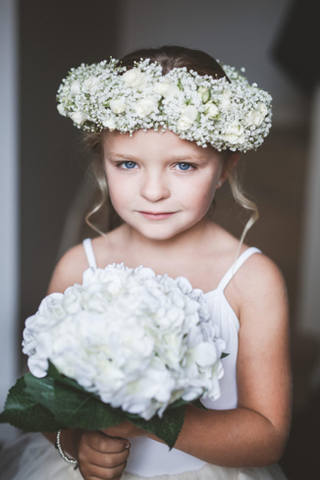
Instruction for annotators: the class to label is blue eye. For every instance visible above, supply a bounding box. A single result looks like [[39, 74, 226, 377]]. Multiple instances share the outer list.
[[177, 163, 193, 171], [121, 161, 136, 169]]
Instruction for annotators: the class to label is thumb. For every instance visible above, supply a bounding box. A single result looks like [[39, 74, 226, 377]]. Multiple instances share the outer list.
[[101, 432, 131, 452]]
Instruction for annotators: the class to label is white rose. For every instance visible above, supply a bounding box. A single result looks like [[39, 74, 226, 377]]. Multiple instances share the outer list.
[[220, 89, 232, 111], [177, 105, 198, 130], [245, 109, 264, 127], [57, 103, 67, 116], [223, 121, 245, 144], [102, 117, 116, 131], [110, 98, 127, 114], [205, 103, 219, 119], [122, 68, 148, 92], [82, 76, 101, 94], [134, 97, 158, 118], [70, 80, 81, 95], [154, 79, 180, 99], [69, 111, 86, 125], [258, 103, 268, 116], [198, 86, 210, 103]]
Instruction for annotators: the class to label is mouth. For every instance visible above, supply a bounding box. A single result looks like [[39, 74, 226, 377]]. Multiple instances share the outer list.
[[138, 211, 176, 220]]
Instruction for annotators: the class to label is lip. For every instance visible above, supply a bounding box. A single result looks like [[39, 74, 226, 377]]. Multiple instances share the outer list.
[[139, 211, 176, 220]]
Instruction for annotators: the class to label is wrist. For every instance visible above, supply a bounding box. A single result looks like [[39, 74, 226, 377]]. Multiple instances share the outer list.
[[59, 428, 83, 460], [55, 429, 78, 469]]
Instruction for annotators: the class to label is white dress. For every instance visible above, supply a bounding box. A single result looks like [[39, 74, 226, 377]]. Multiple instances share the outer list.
[[0, 241, 288, 480]]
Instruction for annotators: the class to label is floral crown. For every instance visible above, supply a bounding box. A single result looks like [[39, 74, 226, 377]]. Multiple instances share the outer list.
[[56, 57, 272, 152]]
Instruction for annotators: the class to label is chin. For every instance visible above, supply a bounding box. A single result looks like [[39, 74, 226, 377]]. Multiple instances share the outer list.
[[140, 229, 178, 241], [138, 223, 191, 241]]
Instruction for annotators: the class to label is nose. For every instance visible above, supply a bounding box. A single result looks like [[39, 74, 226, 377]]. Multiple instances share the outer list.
[[140, 171, 170, 202]]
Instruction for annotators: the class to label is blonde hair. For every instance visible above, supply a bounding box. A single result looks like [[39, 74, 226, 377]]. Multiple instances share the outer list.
[[84, 131, 108, 235], [83, 132, 259, 255], [227, 167, 259, 260]]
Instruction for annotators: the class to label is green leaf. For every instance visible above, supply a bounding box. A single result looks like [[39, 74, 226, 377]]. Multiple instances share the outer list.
[[0, 369, 190, 448], [0, 376, 60, 432], [47, 362, 88, 395], [221, 352, 229, 359], [25, 371, 127, 431], [167, 398, 190, 410], [190, 398, 208, 411], [25, 373, 56, 412], [125, 404, 186, 450], [53, 382, 127, 430]]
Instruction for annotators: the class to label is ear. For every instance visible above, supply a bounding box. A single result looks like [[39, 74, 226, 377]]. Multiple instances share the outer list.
[[217, 152, 240, 187]]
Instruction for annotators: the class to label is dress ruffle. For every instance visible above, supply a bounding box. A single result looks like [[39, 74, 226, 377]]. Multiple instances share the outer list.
[[0, 433, 288, 480]]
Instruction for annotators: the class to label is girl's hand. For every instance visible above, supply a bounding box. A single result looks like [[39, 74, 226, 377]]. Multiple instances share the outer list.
[[75, 430, 131, 480], [101, 420, 146, 439]]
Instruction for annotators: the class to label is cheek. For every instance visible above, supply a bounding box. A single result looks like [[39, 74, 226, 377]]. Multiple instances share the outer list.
[[108, 183, 131, 212], [105, 168, 134, 209], [181, 175, 217, 211]]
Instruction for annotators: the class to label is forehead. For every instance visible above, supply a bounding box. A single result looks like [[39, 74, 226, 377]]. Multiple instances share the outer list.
[[103, 129, 218, 160]]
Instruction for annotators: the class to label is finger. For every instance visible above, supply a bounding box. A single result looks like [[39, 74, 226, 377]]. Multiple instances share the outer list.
[[86, 460, 127, 480], [84, 447, 130, 469], [84, 431, 130, 454]]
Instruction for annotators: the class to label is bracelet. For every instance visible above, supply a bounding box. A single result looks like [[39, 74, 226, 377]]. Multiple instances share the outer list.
[[55, 429, 78, 470]]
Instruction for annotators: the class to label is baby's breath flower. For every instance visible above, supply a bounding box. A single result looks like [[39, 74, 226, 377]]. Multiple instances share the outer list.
[[56, 58, 272, 152]]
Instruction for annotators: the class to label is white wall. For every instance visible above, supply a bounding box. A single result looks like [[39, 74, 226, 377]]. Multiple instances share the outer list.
[[0, 0, 19, 442], [118, 0, 308, 127]]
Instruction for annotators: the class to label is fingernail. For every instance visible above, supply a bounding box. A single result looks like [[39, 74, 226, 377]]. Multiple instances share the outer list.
[[125, 441, 131, 449]]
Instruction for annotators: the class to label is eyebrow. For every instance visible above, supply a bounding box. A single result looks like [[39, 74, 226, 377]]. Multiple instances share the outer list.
[[107, 153, 206, 161], [108, 153, 138, 160]]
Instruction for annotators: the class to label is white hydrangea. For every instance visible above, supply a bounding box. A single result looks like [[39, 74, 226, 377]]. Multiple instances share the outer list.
[[22, 264, 225, 420], [56, 58, 272, 152]]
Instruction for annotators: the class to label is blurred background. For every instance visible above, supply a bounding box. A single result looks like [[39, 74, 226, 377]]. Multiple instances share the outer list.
[[1, 0, 320, 478]]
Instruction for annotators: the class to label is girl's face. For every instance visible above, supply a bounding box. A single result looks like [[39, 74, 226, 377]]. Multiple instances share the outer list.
[[103, 129, 230, 242]]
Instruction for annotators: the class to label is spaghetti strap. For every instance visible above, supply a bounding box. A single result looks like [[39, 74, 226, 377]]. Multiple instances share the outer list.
[[83, 238, 97, 269], [217, 247, 262, 292]]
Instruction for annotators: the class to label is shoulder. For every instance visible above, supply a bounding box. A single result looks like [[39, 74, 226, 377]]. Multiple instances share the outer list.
[[47, 230, 122, 294], [230, 250, 288, 326], [238, 251, 286, 298], [47, 242, 89, 294]]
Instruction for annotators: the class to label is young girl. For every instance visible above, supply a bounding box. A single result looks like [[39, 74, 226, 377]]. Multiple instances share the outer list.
[[0, 46, 291, 480]]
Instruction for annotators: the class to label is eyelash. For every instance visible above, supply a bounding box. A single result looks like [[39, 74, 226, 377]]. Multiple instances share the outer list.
[[115, 161, 197, 171]]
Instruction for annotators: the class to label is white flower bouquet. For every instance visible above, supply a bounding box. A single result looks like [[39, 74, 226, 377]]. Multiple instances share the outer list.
[[0, 263, 226, 448]]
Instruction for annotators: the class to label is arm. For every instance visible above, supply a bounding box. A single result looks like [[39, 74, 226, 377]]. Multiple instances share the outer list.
[[105, 254, 291, 468], [174, 254, 291, 467]]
